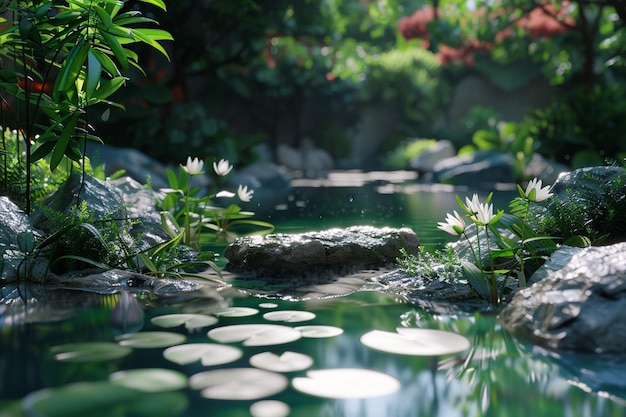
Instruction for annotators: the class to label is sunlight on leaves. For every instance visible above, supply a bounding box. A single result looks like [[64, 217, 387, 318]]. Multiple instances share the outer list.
[[116, 331, 186, 348], [189, 368, 288, 400], [249, 351, 313, 372], [295, 325, 344, 338], [163, 343, 242, 366], [360, 328, 470, 356], [151, 314, 218, 331], [208, 324, 301, 346], [262, 310, 316, 323], [51, 342, 132, 362], [292, 368, 401, 399], [109, 368, 188, 392]]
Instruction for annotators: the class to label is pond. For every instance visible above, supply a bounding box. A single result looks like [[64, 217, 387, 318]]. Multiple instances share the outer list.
[[1, 171, 625, 417]]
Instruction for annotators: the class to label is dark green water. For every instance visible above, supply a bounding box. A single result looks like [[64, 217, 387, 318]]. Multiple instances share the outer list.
[[1, 180, 625, 417]]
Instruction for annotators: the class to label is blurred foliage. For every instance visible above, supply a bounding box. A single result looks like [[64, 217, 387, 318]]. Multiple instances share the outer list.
[[98, 0, 437, 163], [525, 85, 626, 168], [385, 137, 437, 169], [360, 45, 450, 132]]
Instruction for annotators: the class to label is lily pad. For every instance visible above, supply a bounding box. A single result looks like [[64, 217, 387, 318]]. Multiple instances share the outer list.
[[21, 381, 187, 417], [22, 381, 138, 417], [150, 314, 218, 331], [189, 368, 288, 400], [116, 331, 186, 349], [249, 351, 313, 372], [250, 400, 290, 417], [109, 368, 188, 392], [215, 307, 259, 317], [163, 343, 242, 366], [295, 325, 344, 338], [360, 328, 470, 356], [263, 310, 316, 323], [258, 303, 278, 309], [208, 324, 301, 346], [51, 342, 132, 362], [292, 368, 401, 399]]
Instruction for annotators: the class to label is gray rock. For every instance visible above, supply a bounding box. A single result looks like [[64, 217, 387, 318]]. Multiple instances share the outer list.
[[524, 154, 569, 185], [86, 143, 170, 189], [224, 225, 419, 277], [226, 161, 292, 206], [374, 269, 487, 313], [108, 176, 170, 250], [0, 197, 42, 283], [31, 172, 126, 232], [427, 150, 516, 186], [410, 139, 456, 173], [498, 242, 626, 353]]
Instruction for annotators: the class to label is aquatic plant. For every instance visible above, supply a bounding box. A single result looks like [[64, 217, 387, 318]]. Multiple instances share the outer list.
[[400, 178, 561, 306], [154, 156, 274, 248]]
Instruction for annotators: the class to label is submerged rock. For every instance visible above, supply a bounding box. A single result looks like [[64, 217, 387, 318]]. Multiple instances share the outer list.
[[224, 226, 419, 277], [498, 242, 626, 353]]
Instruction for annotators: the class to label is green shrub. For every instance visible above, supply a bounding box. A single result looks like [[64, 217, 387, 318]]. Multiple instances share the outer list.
[[525, 85, 626, 167], [360, 47, 450, 133]]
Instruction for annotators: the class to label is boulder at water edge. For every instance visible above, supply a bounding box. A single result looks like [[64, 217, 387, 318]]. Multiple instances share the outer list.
[[224, 226, 419, 277], [498, 242, 626, 353]]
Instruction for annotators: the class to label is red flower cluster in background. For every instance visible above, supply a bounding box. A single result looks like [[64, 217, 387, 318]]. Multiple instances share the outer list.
[[398, 3, 574, 66]]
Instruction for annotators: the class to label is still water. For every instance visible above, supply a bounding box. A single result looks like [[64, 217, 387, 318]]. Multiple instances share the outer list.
[[1, 173, 625, 417]]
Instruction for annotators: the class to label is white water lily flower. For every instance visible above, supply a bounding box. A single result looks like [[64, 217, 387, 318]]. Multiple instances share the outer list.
[[523, 178, 553, 202], [471, 200, 496, 225], [183, 157, 204, 176], [464, 194, 482, 216], [437, 210, 466, 235], [213, 159, 233, 176], [237, 185, 254, 202], [216, 190, 235, 198]]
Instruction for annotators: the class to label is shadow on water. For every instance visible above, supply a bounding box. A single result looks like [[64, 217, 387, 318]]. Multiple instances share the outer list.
[[1, 172, 625, 417]]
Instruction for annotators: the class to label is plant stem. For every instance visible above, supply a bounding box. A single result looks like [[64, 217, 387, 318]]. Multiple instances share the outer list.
[[484, 226, 498, 306]]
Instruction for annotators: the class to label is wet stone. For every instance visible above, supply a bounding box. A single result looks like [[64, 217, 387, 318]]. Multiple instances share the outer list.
[[498, 242, 626, 353], [223, 226, 420, 278]]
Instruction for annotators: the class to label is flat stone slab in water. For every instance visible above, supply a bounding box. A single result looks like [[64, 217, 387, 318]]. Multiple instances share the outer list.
[[224, 226, 419, 277]]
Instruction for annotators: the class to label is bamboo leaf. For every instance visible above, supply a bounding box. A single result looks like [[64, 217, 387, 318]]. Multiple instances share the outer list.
[[99, 30, 129, 71], [90, 49, 121, 77], [54, 40, 89, 97], [128, 28, 172, 60], [50, 113, 80, 171], [86, 51, 102, 101], [90, 76, 126, 101], [139, 0, 167, 11]]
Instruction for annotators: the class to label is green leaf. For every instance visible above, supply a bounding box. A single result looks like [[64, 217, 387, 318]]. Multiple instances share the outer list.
[[93, 3, 113, 29], [90, 76, 126, 102], [99, 30, 129, 71], [30, 140, 56, 162], [128, 28, 172, 60], [460, 260, 491, 300], [139, 0, 168, 11], [17, 231, 36, 253], [86, 51, 102, 101], [90, 49, 121, 77], [54, 40, 89, 98], [50, 113, 80, 171]]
